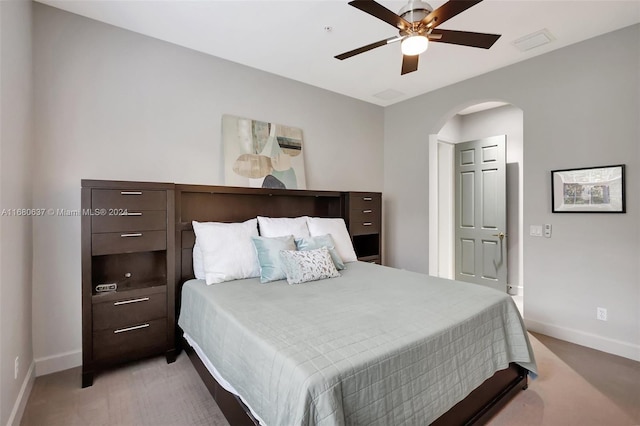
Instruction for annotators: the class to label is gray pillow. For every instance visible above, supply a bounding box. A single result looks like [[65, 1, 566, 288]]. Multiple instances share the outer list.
[[294, 234, 345, 270]]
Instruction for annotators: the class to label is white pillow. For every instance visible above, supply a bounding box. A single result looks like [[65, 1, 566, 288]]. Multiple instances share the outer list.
[[192, 242, 205, 280], [192, 219, 260, 285], [306, 217, 358, 262], [257, 216, 310, 238]]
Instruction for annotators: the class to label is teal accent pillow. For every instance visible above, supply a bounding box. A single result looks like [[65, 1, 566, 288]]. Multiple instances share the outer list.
[[251, 235, 296, 283], [295, 234, 345, 270], [280, 247, 341, 285]]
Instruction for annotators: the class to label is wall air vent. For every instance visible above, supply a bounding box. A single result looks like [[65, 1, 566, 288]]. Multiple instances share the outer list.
[[512, 29, 555, 52]]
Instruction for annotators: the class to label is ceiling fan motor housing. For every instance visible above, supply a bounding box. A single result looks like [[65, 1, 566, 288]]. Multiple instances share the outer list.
[[399, 0, 433, 23]]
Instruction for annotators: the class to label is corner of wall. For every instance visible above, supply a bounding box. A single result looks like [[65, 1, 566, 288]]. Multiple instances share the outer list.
[[0, 0, 35, 424], [34, 350, 82, 377]]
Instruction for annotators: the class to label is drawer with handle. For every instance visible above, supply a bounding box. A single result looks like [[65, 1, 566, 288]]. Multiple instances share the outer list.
[[348, 193, 381, 211], [349, 217, 381, 235], [92, 210, 166, 233], [92, 230, 166, 256], [93, 318, 166, 361], [93, 290, 166, 331], [92, 189, 166, 211]]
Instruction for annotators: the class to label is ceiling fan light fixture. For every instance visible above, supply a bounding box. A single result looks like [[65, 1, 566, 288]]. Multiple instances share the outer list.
[[401, 35, 429, 56]]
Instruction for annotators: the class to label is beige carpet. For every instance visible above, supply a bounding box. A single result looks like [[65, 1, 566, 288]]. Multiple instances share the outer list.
[[21, 332, 640, 426], [21, 355, 229, 426], [488, 333, 639, 426]]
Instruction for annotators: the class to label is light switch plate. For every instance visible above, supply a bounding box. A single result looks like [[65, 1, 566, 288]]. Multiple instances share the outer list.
[[529, 225, 543, 237]]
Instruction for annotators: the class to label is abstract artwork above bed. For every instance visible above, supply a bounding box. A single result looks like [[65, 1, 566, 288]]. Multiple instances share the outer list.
[[222, 114, 307, 189]]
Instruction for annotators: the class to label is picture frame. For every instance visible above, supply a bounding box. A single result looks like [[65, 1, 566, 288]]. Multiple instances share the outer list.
[[222, 114, 307, 190], [551, 164, 625, 213]]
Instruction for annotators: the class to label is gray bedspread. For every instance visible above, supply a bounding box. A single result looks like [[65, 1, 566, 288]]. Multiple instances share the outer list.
[[178, 261, 537, 426]]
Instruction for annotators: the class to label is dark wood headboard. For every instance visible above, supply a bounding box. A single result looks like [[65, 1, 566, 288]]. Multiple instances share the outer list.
[[174, 184, 344, 287]]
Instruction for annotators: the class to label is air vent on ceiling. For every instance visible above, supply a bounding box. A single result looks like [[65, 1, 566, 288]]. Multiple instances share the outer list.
[[512, 29, 555, 52], [373, 89, 405, 101]]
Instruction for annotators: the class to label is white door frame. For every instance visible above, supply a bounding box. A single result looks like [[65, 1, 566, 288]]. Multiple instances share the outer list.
[[428, 136, 455, 278], [429, 135, 456, 278], [428, 134, 439, 276]]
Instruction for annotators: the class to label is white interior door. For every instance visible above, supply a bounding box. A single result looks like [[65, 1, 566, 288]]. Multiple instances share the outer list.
[[454, 135, 507, 291]]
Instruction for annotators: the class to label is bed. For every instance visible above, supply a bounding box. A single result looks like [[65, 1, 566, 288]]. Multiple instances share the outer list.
[[174, 184, 536, 425]]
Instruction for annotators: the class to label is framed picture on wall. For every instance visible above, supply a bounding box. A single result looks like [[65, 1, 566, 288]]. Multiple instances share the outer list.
[[551, 164, 625, 213]]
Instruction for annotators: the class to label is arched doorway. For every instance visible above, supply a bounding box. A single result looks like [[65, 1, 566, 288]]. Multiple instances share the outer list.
[[428, 101, 524, 311]]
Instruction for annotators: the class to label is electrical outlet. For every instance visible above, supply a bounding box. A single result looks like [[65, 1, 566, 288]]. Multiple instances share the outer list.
[[596, 307, 608, 321], [14, 356, 19, 380]]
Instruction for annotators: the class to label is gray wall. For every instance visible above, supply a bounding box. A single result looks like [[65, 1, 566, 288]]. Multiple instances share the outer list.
[[385, 24, 640, 360], [32, 4, 384, 373], [0, 0, 35, 424]]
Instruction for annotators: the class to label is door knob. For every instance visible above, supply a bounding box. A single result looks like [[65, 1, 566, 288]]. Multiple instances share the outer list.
[[492, 232, 507, 241]]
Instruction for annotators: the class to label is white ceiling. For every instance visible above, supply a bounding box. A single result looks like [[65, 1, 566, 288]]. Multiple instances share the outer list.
[[37, 0, 640, 107]]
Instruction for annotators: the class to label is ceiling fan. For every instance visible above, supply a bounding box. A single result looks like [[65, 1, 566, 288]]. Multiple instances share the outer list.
[[335, 0, 501, 75]]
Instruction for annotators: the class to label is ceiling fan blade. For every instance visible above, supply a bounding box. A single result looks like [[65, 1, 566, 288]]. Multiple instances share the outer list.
[[430, 29, 501, 49], [349, 0, 411, 31], [335, 36, 402, 60], [401, 54, 419, 75], [420, 0, 483, 29]]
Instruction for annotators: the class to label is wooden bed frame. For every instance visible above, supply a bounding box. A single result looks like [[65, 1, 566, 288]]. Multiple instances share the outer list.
[[173, 184, 528, 425]]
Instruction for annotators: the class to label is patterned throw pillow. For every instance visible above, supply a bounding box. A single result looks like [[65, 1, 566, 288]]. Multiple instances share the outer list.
[[279, 246, 341, 285]]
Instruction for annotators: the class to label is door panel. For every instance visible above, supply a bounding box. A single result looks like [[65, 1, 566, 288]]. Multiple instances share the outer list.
[[461, 148, 475, 165], [482, 169, 499, 228], [461, 172, 475, 227], [455, 135, 507, 291], [460, 239, 475, 276], [481, 240, 499, 280]]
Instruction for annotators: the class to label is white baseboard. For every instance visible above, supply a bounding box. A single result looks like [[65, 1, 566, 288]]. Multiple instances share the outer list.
[[507, 285, 524, 296], [34, 349, 82, 377], [525, 318, 640, 362], [6, 361, 35, 426]]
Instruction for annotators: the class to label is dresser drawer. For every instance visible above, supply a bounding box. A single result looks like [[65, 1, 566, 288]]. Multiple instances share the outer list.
[[93, 318, 166, 361], [349, 214, 381, 235], [348, 193, 381, 211], [92, 189, 166, 211], [92, 230, 166, 256], [350, 205, 380, 220], [93, 290, 166, 331], [92, 210, 167, 233]]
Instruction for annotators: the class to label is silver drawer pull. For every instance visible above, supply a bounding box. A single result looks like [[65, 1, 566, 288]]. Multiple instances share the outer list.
[[122, 212, 142, 216], [120, 233, 142, 238], [120, 191, 142, 195], [363, 197, 372, 201], [362, 209, 373, 214], [114, 323, 149, 334], [363, 222, 373, 226], [114, 297, 149, 306]]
